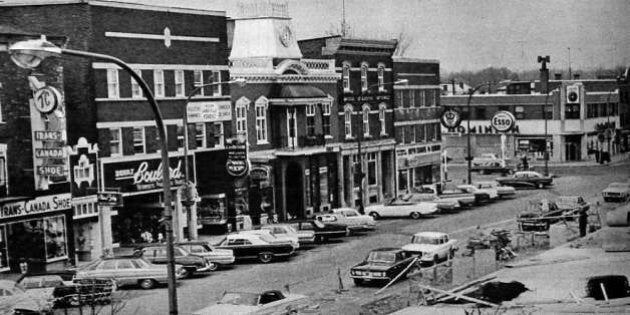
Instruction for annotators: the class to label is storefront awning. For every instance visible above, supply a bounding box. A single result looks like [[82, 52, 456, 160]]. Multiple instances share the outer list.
[[277, 84, 327, 98]]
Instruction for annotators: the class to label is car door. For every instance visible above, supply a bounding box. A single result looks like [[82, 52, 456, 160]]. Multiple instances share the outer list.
[[94, 260, 118, 282], [115, 259, 137, 286]]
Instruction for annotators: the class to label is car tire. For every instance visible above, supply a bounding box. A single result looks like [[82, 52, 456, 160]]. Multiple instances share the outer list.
[[258, 252, 274, 263], [353, 278, 364, 286], [207, 262, 219, 272], [346, 227, 353, 237], [315, 235, 324, 243], [369, 212, 380, 220], [139, 279, 156, 290], [433, 255, 439, 265], [410, 212, 421, 220]]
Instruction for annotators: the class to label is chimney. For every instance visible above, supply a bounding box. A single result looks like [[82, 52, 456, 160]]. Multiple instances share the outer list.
[[554, 73, 562, 80], [573, 73, 580, 80]]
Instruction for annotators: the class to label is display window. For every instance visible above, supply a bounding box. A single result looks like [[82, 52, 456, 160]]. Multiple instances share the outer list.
[[0, 226, 8, 271], [6, 215, 68, 263]]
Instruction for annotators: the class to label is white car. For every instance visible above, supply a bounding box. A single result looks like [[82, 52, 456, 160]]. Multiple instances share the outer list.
[[238, 229, 299, 249], [317, 208, 376, 234], [457, 184, 498, 200], [261, 224, 316, 246], [365, 198, 438, 219], [474, 181, 515, 198], [193, 290, 313, 315], [402, 231, 458, 264]]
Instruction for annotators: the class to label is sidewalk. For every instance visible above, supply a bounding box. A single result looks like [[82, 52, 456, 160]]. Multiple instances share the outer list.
[[448, 152, 630, 168]]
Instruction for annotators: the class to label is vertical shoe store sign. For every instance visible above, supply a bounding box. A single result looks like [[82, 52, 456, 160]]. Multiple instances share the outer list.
[[29, 75, 69, 190]]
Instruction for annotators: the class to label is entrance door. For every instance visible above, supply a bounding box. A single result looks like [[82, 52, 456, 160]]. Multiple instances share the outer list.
[[286, 108, 297, 148], [285, 162, 303, 219], [565, 135, 582, 161]]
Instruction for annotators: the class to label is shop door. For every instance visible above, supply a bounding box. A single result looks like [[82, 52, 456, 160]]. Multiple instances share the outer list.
[[564, 135, 582, 161], [285, 162, 303, 219], [286, 108, 297, 148]]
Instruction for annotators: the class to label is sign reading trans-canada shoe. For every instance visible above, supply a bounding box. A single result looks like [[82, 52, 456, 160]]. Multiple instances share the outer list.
[[440, 109, 462, 129], [491, 111, 516, 132]]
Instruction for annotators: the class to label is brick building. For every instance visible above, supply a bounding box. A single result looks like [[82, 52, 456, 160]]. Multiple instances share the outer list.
[[1, 1, 233, 260]]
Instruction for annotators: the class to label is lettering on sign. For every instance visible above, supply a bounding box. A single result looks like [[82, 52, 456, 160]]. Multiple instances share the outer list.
[[187, 101, 232, 123], [225, 143, 248, 177], [33, 86, 61, 114], [0, 193, 72, 219], [37, 165, 67, 176], [446, 125, 520, 134], [35, 148, 67, 159], [490, 111, 516, 132], [132, 160, 183, 185], [34, 131, 63, 141]]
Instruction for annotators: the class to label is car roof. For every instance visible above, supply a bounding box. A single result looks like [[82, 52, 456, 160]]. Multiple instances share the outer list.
[[370, 247, 402, 253], [333, 207, 356, 212], [412, 231, 447, 238], [176, 241, 211, 245]]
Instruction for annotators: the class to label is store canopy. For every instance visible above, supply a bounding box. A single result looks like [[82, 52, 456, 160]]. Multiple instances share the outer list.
[[276, 84, 327, 99]]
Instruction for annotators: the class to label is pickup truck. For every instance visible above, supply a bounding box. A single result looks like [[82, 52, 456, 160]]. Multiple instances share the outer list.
[[417, 185, 476, 208]]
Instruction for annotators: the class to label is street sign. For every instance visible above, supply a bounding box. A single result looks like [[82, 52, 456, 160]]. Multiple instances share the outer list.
[[97, 191, 124, 207], [491, 111, 516, 132]]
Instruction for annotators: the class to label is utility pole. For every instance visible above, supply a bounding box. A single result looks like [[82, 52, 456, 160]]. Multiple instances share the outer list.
[[567, 47, 572, 80], [538, 55, 550, 176]]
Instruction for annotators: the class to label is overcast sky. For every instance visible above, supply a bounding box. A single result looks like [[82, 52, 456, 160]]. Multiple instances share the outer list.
[[129, 0, 629, 73]]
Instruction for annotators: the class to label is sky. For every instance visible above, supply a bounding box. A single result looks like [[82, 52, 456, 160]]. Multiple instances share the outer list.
[[125, 0, 629, 73]]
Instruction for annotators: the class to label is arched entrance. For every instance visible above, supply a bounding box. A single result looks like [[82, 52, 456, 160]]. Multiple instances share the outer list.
[[285, 162, 303, 219]]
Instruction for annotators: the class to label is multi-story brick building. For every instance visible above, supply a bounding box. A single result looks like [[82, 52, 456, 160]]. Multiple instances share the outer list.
[[1, 1, 232, 260], [392, 58, 443, 192]]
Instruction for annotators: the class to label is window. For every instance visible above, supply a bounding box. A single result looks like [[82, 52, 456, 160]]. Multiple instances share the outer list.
[[361, 63, 368, 92], [133, 127, 145, 154], [177, 125, 185, 149], [599, 103, 607, 117], [367, 152, 377, 186], [409, 90, 415, 107], [131, 69, 143, 98], [306, 104, 316, 137], [153, 70, 164, 97], [417, 124, 426, 142], [106, 68, 119, 98], [565, 104, 580, 119], [342, 62, 350, 92], [397, 90, 404, 108], [379, 104, 387, 135], [377, 63, 385, 92], [362, 105, 370, 137], [515, 106, 525, 119], [212, 71, 222, 96], [236, 97, 249, 139], [0, 156, 5, 187], [214, 122, 225, 147], [435, 123, 441, 141], [427, 89, 436, 106], [255, 97, 268, 143], [475, 107, 486, 119], [418, 90, 426, 107], [174, 70, 184, 97], [322, 102, 331, 137], [193, 70, 204, 96], [194, 123, 205, 148], [110, 128, 122, 156], [344, 105, 353, 139]]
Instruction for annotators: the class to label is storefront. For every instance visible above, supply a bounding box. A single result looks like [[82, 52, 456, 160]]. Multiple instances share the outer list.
[[396, 144, 441, 193], [0, 193, 73, 272]]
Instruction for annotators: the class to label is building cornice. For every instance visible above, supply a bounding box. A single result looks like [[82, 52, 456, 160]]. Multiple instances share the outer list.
[[0, 0, 226, 16]]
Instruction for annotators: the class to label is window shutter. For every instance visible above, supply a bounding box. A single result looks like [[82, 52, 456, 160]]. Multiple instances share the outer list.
[[97, 128, 111, 157], [206, 122, 215, 148], [122, 127, 134, 156], [167, 125, 178, 151], [145, 126, 158, 153], [187, 124, 197, 150]]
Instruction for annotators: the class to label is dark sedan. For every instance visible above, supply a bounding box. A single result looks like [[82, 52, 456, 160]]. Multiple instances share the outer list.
[[216, 233, 295, 263], [350, 248, 416, 286], [496, 171, 553, 189], [289, 220, 348, 243]]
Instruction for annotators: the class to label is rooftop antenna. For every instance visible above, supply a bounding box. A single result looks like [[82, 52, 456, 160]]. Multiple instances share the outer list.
[[568, 47, 572, 80], [341, 0, 346, 37]]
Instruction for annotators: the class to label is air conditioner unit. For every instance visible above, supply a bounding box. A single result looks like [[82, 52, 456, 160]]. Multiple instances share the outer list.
[[566, 85, 580, 104]]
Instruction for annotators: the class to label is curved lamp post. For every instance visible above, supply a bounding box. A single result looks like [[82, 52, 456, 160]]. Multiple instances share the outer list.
[[355, 79, 408, 214], [9, 38, 179, 314], [181, 79, 246, 240]]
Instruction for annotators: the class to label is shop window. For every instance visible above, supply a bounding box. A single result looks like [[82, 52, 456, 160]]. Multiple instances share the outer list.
[[194, 123, 205, 148], [255, 97, 268, 143], [367, 152, 377, 186], [212, 71, 222, 96], [565, 104, 580, 119], [322, 102, 331, 137], [133, 127, 145, 154], [193, 70, 204, 96], [360, 63, 368, 92], [306, 104, 316, 137], [0, 226, 7, 271], [7, 215, 68, 263], [153, 70, 164, 97], [0, 155, 6, 188], [344, 105, 353, 139], [236, 97, 250, 139], [110, 128, 122, 156], [379, 103, 387, 135], [377, 63, 385, 92], [599, 103, 607, 117], [609, 102, 617, 116], [398, 170, 409, 192], [342, 62, 351, 92], [131, 69, 143, 98], [106, 68, 119, 99], [214, 122, 225, 147], [362, 105, 370, 137], [174, 70, 185, 97], [319, 167, 329, 205]]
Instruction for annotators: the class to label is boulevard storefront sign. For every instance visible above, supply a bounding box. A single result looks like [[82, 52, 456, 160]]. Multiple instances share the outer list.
[[102, 156, 191, 193], [0, 193, 72, 219]]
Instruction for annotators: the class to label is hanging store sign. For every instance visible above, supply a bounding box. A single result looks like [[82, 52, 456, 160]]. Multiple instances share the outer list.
[[440, 109, 462, 129], [102, 156, 190, 193], [33, 86, 62, 114], [225, 142, 248, 177], [490, 111, 516, 133], [68, 137, 98, 197], [187, 101, 232, 123], [0, 193, 72, 219]]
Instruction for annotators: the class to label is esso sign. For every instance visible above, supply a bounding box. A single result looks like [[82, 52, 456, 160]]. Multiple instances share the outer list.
[[491, 111, 516, 132]]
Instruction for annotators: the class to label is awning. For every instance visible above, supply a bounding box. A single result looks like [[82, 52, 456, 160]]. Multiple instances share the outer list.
[[276, 84, 328, 98]]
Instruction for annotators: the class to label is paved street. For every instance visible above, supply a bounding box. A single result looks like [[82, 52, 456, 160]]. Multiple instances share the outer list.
[[64, 160, 629, 315]]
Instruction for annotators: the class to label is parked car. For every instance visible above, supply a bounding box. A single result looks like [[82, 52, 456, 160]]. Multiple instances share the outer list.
[[471, 154, 511, 175], [260, 224, 316, 246], [289, 220, 348, 243], [602, 182, 630, 202], [350, 248, 417, 286], [0, 280, 54, 314], [474, 181, 516, 198], [193, 290, 313, 315], [404, 193, 461, 212], [456, 184, 496, 204], [239, 229, 299, 249], [216, 233, 295, 264], [402, 231, 458, 265], [134, 245, 213, 278], [17, 273, 113, 308], [74, 256, 185, 290], [365, 197, 438, 219], [496, 171, 553, 189], [175, 241, 235, 271], [418, 185, 476, 208], [318, 208, 376, 234], [555, 196, 590, 215]]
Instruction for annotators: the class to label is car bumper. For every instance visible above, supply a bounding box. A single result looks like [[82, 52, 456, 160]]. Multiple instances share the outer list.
[[298, 236, 316, 244], [348, 225, 376, 232], [350, 275, 389, 281], [211, 256, 236, 265]]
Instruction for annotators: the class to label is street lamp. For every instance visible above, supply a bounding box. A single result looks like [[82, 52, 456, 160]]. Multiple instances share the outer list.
[[465, 82, 491, 184], [355, 79, 408, 214], [9, 38, 179, 314], [538, 55, 551, 176], [605, 86, 617, 161], [181, 79, 246, 240]]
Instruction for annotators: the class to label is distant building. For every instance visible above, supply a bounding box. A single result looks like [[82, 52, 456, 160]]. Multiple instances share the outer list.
[[441, 81, 471, 95]]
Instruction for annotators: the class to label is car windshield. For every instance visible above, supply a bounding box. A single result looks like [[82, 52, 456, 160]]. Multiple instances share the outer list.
[[411, 236, 439, 245], [20, 275, 64, 289], [344, 210, 358, 217], [258, 234, 275, 243], [367, 252, 396, 263], [219, 292, 260, 306]]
